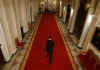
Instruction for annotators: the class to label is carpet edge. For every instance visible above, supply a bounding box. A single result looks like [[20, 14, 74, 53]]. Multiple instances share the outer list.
[[56, 16, 78, 70]]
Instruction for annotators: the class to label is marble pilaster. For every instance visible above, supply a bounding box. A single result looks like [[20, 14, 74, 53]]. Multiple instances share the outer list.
[[0, 0, 17, 60]]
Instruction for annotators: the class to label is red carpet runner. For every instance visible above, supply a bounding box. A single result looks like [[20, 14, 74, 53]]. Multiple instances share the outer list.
[[23, 13, 76, 70]]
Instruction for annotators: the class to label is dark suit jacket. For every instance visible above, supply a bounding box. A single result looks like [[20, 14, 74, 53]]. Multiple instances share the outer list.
[[46, 39, 54, 53]]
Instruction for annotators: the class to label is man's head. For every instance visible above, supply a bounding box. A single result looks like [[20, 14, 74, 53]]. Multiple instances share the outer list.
[[48, 35, 52, 40]]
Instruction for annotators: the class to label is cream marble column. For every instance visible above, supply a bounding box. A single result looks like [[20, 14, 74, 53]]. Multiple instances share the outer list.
[[13, 0, 23, 41], [82, 0, 100, 52], [3, 0, 19, 39], [20, 0, 29, 33], [0, 23, 11, 61], [31, 0, 40, 21], [67, 7, 74, 30], [11, 0, 22, 41], [77, 11, 94, 48], [63, 6, 67, 23], [0, 0, 16, 56], [13, 0, 29, 35], [0, 2, 11, 61], [26, 0, 30, 24], [59, 1, 63, 17], [69, 0, 80, 33], [77, 0, 97, 49]]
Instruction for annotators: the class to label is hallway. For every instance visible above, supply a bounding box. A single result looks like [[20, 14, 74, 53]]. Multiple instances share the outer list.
[[0, 13, 78, 70], [0, 0, 100, 70], [20, 13, 77, 70]]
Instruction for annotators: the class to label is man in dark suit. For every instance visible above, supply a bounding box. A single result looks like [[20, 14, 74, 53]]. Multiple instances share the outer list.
[[46, 36, 54, 64]]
